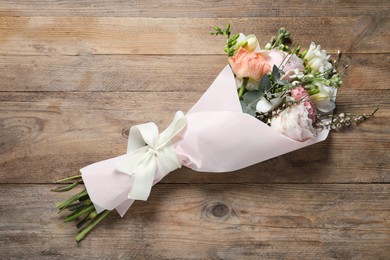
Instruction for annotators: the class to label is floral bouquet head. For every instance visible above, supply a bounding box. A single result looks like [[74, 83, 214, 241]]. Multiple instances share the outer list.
[[211, 25, 370, 142]]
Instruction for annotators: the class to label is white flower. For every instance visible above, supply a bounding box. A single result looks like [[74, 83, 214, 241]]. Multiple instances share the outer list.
[[290, 68, 304, 80], [311, 82, 336, 113], [305, 42, 333, 73], [270, 104, 316, 142], [256, 95, 283, 113], [235, 33, 261, 52], [256, 98, 273, 113]]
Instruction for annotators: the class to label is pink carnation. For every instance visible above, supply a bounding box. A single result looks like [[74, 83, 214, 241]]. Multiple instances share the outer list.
[[291, 87, 317, 122]]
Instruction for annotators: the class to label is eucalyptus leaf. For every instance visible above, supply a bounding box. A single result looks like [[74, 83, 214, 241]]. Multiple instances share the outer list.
[[243, 90, 262, 106], [271, 65, 281, 81], [240, 100, 256, 116], [276, 79, 291, 86], [259, 74, 271, 93]]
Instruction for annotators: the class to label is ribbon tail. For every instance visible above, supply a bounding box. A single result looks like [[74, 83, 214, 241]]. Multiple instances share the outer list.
[[128, 155, 157, 201]]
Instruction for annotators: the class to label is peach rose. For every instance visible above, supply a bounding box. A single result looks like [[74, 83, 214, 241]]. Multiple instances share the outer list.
[[228, 47, 271, 81]]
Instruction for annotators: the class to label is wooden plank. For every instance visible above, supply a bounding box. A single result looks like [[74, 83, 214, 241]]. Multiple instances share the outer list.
[[0, 0, 389, 17], [0, 17, 388, 55], [1, 184, 389, 258], [0, 53, 388, 92], [0, 92, 388, 184]]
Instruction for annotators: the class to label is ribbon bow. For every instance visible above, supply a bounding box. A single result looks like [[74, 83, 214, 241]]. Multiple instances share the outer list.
[[116, 111, 187, 201]]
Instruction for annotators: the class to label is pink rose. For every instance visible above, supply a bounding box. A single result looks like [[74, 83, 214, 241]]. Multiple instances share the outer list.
[[228, 47, 271, 81], [271, 104, 316, 142], [282, 54, 304, 80], [260, 50, 304, 81], [291, 86, 317, 122]]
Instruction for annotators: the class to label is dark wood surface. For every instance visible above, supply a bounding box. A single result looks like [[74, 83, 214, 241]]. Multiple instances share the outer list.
[[0, 1, 389, 259]]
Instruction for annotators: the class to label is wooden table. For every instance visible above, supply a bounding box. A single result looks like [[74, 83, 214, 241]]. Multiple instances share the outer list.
[[1, 1, 389, 259]]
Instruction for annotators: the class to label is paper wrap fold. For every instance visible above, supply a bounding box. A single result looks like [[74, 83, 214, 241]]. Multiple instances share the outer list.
[[81, 65, 330, 217]]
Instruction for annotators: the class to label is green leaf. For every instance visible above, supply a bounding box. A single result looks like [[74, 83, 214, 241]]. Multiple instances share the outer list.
[[271, 65, 281, 81], [259, 74, 271, 93], [225, 24, 231, 36], [243, 90, 262, 107], [276, 79, 291, 86], [232, 33, 240, 41], [240, 100, 256, 117]]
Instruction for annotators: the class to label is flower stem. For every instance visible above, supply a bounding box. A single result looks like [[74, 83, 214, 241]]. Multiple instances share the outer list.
[[56, 189, 87, 211], [75, 210, 111, 242], [68, 199, 91, 212], [56, 175, 82, 184], [51, 180, 80, 192], [65, 204, 95, 223], [238, 77, 249, 99]]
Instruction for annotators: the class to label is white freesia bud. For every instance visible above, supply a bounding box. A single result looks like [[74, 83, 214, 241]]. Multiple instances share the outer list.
[[311, 82, 336, 113], [256, 96, 283, 113], [305, 42, 333, 73], [244, 34, 259, 52], [256, 98, 273, 113], [235, 33, 260, 52]]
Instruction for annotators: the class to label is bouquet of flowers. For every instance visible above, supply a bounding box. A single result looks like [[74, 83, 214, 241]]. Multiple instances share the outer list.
[[53, 25, 377, 241]]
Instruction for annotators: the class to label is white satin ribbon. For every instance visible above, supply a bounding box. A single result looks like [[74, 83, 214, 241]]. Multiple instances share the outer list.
[[116, 111, 187, 201]]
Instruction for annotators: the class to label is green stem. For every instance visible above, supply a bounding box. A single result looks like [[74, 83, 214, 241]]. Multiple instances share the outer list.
[[238, 77, 249, 99], [65, 204, 95, 223], [77, 210, 97, 229], [68, 199, 91, 212], [56, 175, 82, 184], [233, 39, 248, 51], [51, 181, 80, 192], [76, 215, 91, 230], [76, 210, 111, 242], [371, 107, 379, 116], [56, 189, 87, 210]]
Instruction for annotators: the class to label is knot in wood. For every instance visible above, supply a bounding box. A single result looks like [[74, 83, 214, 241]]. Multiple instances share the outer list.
[[122, 126, 130, 139], [211, 203, 229, 218]]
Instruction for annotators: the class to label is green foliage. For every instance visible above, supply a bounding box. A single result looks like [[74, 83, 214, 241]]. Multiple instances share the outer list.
[[271, 65, 280, 82], [243, 90, 262, 105], [259, 74, 271, 93], [211, 23, 240, 56], [240, 100, 256, 117], [265, 27, 293, 53]]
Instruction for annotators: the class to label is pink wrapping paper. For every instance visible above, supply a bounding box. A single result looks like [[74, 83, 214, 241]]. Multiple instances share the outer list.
[[81, 65, 330, 217]]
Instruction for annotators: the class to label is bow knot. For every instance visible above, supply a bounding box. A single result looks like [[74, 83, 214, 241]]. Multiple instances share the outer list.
[[116, 111, 187, 201], [148, 147, 159, 156]]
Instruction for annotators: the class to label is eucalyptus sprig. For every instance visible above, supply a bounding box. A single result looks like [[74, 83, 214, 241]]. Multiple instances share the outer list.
[[239, 65, 292, 117], [53, 175, 111, 242], [211, 24, 240, 56]]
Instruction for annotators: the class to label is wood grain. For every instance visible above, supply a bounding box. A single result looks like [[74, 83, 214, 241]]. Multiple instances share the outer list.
[[0, 0, 389, 17], [1, 184, 389, 259], [0, 53, 388, 92], [0, 17, 388, 55], [0, 91, 388, 184], [1, 1, 389, 258]]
